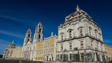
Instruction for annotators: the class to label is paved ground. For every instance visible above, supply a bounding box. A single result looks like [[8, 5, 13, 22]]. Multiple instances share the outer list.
[[0, 58, 43, 63]]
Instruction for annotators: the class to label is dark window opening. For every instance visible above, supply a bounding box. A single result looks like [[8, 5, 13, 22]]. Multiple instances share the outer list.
[[39, 35, 41, 39], [39, 29, 41, 33], [28, 34, 30, 37]]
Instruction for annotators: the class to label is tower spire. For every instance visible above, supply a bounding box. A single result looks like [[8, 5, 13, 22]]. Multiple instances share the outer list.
[[76, 5, 80, 11], [27, 28, 31, 33]]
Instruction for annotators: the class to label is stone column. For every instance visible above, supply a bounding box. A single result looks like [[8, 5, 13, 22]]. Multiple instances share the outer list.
[[100, 55, 102, 62], [95, 53, 97, 61], [79, 53, 81, 61], [68, 54, 70, 61]]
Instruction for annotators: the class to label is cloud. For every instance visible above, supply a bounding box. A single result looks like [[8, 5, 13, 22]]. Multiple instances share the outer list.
[[0, 15, 36, 27], [103, 39, 112, 43], [0, 29, 24, 38]]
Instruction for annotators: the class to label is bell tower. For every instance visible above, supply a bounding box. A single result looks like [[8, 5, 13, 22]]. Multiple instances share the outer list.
[[23, 28, 32, 45], [33, 22, 43, 42]]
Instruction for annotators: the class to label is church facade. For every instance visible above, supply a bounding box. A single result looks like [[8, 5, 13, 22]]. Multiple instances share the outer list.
[[3, 5, 109, 63]]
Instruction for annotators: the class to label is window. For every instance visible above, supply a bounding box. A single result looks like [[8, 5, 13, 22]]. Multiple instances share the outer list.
[[78, 28, 83, 36], [28, 34, 30, 37], [70, 54, 72, 61], [39, 29, 41, 33], [60, 54, 62, 61], [61, 34, 63, 40], [80, 41, 83, 48], [89, 27, 92, 36], [95, 30, 97, 38], [61, 44, 63, 50], [69, 30, 72, 38], [39, 35, 41, 39], [81, 53, 84, 61], [69, 43, 72, 49], [91, 40, 93, 48]]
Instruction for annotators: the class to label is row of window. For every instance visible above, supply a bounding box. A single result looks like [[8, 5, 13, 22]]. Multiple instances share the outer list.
[[60, 40, 104, 51], [36, 50, 54, 55], [60, 27, 102, 40]]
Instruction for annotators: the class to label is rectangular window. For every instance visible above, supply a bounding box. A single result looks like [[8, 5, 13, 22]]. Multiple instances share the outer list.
[[70, 54, 72, 61], [80, 41, 83, 48], [61, 35, 63, 40], [69, 30, 72, 38], [61, 44, 63, 50], [60, 54, 62, 61], [69, 43, 72, 50], [81, 53, 84, 61]]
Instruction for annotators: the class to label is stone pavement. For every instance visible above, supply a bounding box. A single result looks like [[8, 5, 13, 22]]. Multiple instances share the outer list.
[[0, 58, 43, 63]]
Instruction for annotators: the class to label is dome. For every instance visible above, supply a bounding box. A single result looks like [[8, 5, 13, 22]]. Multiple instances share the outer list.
[[6, 41, 16, 48], [7, 43, 16, 48]]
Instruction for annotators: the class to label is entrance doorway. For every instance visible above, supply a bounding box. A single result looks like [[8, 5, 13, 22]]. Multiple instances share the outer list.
[[49, 58, 51, 61], [47, 56, 48, 61]]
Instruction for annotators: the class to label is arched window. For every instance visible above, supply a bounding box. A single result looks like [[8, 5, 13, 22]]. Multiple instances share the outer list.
[[60, 32, 64, 40], [95, 29, 97, 38], [39, 29, 41, 33], [28, 34, 30, 37], [69, 30, 72, 38], [67, 29, 73, 38], [77, 27, 83, 36], [39, 35, 41, 39], [89, 27, 92, 36], [39, 25, 41, 27]]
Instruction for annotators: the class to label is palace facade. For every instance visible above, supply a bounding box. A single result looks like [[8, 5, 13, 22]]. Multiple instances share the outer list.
[[3, 5, 111, 63]]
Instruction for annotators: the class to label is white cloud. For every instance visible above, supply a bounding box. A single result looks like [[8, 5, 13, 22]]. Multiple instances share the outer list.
[[0, 15, 36, 27], [0, 29, 24, 38]]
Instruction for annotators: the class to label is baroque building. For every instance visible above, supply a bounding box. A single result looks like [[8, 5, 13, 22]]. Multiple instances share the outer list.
[[56, 5, 108, 63], [3, 5, 110, 63]]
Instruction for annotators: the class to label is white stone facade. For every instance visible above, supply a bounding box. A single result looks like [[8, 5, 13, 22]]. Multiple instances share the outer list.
[[56, 5, 108, 63]]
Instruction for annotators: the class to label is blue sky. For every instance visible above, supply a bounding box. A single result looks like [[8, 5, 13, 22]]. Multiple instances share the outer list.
[[0, 0, 112, 55]]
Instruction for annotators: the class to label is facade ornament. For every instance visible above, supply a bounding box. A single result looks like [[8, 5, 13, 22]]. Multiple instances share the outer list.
[[51, 31, 53, 36], [76, 5, 80, 11]]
